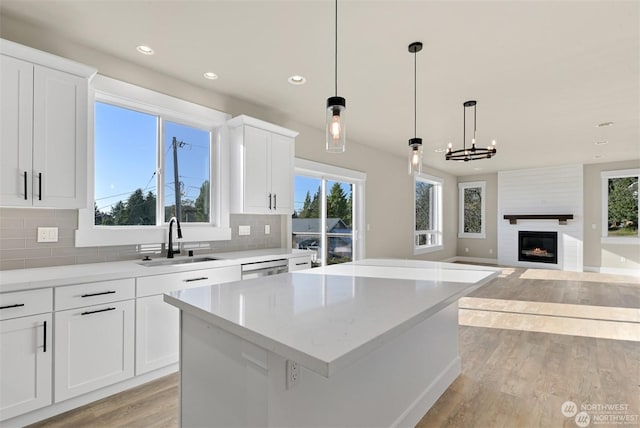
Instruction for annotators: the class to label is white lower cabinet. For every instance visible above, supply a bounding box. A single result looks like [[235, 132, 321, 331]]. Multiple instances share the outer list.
[[54, 299, 134, 402], [0, 313, 52, 421], [135, 265, 241, 375]]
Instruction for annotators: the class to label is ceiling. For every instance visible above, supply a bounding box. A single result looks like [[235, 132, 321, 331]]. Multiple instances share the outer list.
[[1, 1, 638, 176]]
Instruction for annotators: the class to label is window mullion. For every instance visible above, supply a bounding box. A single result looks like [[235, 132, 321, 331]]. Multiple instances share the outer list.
[[157, 116, 164, 226], [321, 178, 327, 267]]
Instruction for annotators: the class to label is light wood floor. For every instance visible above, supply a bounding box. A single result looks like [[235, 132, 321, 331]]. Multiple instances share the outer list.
[[29, 267, 640, 428]]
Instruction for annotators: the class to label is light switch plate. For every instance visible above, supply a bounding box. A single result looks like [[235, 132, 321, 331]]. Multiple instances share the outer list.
[[238, 225, 251, 236], [37, 227, 58, 243], [264, 225, 270, 235]]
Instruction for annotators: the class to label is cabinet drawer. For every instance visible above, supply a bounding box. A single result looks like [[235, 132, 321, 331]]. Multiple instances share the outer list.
[[0, 288, 52, 320], [288, 256, 312, 272], [136, 265, 241, 297], [55, 278, 135, 311]]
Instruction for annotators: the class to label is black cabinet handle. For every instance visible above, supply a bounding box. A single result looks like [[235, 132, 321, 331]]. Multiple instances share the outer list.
[[274, 194, 277, 210], [24, 171, 28, 200], [43, 320, 47, 353], [81, 307, 116, 316], [183, 277, 208, 283], [81, 290, 116, 298], [0, 303, 25, 310], [268, 193, 272, 210], [295, 262, 308, 266], [38, 172, 42, 201]]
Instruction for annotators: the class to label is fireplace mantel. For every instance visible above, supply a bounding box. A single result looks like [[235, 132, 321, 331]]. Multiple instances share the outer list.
[[503, 214, 574, 225]]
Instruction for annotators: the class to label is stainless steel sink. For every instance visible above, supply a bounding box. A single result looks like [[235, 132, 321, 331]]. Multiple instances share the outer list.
[[138, 256, 219, 267]]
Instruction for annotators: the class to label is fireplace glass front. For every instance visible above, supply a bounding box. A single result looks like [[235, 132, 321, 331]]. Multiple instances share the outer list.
[[518, 231, 558, 264]]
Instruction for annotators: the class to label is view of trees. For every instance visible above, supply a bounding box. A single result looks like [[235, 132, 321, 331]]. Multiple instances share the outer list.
[[608, 177, 638, 236], [294, 182, 352, 227], [463, 187, 482, 233], [95, 180, 210, 225], [415, 181, 433, 231]]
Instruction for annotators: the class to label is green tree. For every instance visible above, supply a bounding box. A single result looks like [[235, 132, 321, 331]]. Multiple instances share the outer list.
[[111, 200, 128, 225], [299, 191, 313, 218], [194, 180, 210, 222], [415, 181, 432, 231], [327, 182, 349, 223], [608, 177, 638, 231], [463, 187, 482, 233]]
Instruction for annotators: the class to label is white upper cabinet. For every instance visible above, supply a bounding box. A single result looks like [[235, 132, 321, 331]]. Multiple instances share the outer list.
[[0, 39, 96, 208], [228, 115, 297, 215]]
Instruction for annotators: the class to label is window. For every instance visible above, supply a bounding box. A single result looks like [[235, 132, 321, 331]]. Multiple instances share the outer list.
[[76, 75, 230, 247], [601, 169, 639, 243], [414, 173, 443, 254], [458, 181, 486, 238], [291, 159, 365, 266]]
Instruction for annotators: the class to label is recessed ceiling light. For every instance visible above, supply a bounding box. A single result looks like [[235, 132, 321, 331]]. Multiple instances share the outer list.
[[596, 121, 614, 128], [288, 75, 306, 85], [595, 141, 608, 145], [136, 45, 155, 55], [203, 72, 218, 80]]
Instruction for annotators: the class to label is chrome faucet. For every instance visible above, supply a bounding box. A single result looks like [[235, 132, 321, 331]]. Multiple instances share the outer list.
[[167, 216, 182, 258]]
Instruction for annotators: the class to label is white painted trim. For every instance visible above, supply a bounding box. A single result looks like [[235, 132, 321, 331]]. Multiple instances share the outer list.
[[450, 256, 498, 265], [584, 266, 640, 277], [0, 38, 96, 78], [227, 114, 299, 138], [292, 159, 366, 264], [76, 75, 232, 247], [600, 168, 639, 240], [458, 181, 486, 239], [414, 244, 444, 256]]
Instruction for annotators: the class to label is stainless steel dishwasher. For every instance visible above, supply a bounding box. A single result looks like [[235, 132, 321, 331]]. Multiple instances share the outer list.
[[240, 259, 288, 280]]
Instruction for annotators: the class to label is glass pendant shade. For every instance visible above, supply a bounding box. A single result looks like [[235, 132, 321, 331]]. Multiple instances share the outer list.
[[408, 138, 423, 174], [326, 96, 346, 153]]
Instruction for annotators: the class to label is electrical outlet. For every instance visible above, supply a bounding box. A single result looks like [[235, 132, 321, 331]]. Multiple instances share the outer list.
[[238, 225, 251, 236], [489, 249, 493, 254], [37, 227, 58, 243], [465, 247, 469, 253], [286, 360, 299, 389], [264, 224, 271, 235]]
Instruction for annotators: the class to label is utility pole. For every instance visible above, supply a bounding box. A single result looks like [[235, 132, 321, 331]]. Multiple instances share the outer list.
[[172, 137, 182, 221]]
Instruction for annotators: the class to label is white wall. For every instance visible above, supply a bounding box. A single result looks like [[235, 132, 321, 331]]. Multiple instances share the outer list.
[[498, 165, 583, 271]]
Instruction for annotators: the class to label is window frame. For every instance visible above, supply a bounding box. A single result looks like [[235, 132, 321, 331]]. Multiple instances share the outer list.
[[76, 75, 231, 247], [600, 168, 639, 245], [291, 158, 366, 265], [458, 181, 486, 239], [414, 172, 443, 255]]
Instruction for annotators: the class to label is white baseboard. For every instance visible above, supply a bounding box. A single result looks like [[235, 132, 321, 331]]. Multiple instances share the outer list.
[[442, 256, 498, 265], [584, 265, 640, 277]]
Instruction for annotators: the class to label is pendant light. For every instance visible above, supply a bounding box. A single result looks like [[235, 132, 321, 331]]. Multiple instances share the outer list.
[[408, 41, 423, 174], [326, 0, 346, 153], [445, 100, 497, 161]]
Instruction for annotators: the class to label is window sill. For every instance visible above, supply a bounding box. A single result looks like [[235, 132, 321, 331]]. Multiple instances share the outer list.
[[413, 244, 444, 256], [75, 225, 231, 247], [600, 236, 640, 245], [458, 233, 486, 239]]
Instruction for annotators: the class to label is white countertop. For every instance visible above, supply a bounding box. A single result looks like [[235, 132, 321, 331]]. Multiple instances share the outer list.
[[165, 259, 500, 378], [0, 248, 312, 293]]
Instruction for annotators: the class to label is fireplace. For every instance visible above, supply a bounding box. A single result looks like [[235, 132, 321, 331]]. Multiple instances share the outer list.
[[518, 231, 558, 264]]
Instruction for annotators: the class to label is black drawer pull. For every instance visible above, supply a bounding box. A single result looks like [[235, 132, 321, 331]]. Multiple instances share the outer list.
[[295, 262, 309, 266], [43, 320, 47, 353], [23, 171, 28, 200], [81, 290, 116, 298], [0, 303, 25, 310], [38, 172, 42, 200], [274, 194, 277, 210], [183, 277, 208, 283], [81, 307, 116, 316]]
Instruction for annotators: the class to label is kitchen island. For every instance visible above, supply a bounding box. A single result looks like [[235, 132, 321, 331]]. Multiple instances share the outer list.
[[164, 259, 499, 427]]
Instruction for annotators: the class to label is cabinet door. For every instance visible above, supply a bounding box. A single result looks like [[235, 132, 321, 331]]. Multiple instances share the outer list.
[[135, 295, 179, 375], [0, 55, 33, 207], [54, 300, 134, 402], [243, 126, 271, 213], [269, 133, 294, 214], [32, 65, 87, 208], [0, 314, 52, 421]]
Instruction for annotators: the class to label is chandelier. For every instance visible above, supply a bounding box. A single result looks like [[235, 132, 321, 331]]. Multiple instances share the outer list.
[[446, 100, 496, 161]]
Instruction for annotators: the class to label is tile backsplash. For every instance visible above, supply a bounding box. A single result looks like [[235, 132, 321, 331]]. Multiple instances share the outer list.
[[0, 208, 283, 270]]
